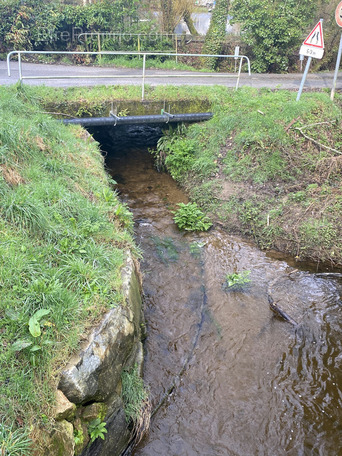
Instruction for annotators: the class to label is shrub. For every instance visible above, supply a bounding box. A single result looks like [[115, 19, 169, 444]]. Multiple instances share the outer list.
[[231, 0, 314, 73]]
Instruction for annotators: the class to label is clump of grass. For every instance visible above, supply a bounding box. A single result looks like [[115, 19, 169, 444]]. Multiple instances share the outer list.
[[121, 365, 149, 424], [0, 419, 31, 456]]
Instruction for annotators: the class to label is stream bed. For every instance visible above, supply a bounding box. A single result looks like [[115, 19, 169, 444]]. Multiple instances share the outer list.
[[103, 144, 342, 456]]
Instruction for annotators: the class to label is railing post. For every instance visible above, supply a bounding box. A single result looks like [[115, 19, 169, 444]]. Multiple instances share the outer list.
[[235, 57, 243, 90], [7, 51, 12, 77], [18, 52, 22, 83], [97, 34, 102, 63], [142, 53, 146, 101], [175, 34, 178, 64]]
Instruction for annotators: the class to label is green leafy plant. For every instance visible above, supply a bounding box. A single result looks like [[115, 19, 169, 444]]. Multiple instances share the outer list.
[[189, 241, 205, 258], [12, 308, 51, 366], [73, 429, 84, 447], [173, 202, 212, 232], [88, 418, 107, 443], [225, 271, 251, 291]]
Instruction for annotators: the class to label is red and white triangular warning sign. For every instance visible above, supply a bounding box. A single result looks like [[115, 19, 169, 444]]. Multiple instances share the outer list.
[[303, 20, 324, 48], [300, 20, 324, 59]]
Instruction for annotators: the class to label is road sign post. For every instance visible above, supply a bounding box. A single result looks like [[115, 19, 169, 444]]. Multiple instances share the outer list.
[[297, 19, 324, 101], [297, 57, 312, 101], [331, 2, 342, 100]]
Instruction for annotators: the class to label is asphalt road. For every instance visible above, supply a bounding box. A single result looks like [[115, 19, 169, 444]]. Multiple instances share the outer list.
[[0, 60, 341, 91]]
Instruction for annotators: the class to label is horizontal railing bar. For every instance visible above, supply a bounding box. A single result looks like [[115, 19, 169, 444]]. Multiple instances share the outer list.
[[7, 50, 250, 59], [78, 32, 181, 37], [21, 74, 240, 80]]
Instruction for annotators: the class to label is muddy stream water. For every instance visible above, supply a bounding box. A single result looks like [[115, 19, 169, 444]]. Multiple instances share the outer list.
[[95, 129, 342, 456]]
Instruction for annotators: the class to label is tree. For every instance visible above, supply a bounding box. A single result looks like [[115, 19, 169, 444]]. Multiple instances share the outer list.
[[202, 0, 229, 69], [231, 0, 315, 73], [160, 0, 198, 34]]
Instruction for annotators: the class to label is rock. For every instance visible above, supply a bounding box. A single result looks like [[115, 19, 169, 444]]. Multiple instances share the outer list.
[[82, 403, 107, 422], [58, 305, 135, 404], [49, 420, 75, 456], [81, 406, 130, 456], [55, 389, 76, 421]]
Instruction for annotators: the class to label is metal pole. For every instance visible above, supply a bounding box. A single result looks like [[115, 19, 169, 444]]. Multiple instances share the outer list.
[[296, 56, 312, 101], [331, 33, 342, 101], [97, 34, 102, 63], [7, 52, 12, 76], [175, 35, 178, 64], [235, 57, 243, 90], [18, 52, 22, 83], [142, 54, 146, 101]]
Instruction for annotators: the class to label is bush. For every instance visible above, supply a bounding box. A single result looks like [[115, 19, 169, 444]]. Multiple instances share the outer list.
[[1, 0, 140, 53], [231, 0, 314, 73]]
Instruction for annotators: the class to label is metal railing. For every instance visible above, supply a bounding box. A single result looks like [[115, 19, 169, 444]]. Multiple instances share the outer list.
[[77, 32, 180, 55], [7, 50, 251, 100]]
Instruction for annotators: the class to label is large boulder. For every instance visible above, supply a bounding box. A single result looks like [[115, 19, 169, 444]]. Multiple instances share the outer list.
[[58, 305, 136, 405]]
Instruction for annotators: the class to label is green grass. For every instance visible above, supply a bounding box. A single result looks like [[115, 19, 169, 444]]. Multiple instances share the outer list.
[[95, 54, 202, 72], [19, 84, 223, 116], [0, 86, 136, 450], [121, 365, 148, 424]]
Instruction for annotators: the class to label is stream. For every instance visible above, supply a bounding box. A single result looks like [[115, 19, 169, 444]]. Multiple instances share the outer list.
[[94, 129, 342, 456]]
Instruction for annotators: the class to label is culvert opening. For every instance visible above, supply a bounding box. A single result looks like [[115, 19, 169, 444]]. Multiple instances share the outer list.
[[87, 124, 165, 152], [86, 123, 172, 185]]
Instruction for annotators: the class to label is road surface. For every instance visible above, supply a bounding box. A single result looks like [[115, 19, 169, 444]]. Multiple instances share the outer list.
[[0, 60, 341, 91]]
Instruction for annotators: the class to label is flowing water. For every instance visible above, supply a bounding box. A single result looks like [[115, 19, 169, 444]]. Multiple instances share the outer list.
[[102, 143, 342, 456]]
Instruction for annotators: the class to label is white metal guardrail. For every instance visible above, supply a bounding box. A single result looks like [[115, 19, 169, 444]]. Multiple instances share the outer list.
[[7, 50, 251, 100]]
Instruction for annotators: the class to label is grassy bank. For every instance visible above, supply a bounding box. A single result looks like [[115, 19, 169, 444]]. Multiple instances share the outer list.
[[0, 86, 136, 453], [153, 87, 342, 267]]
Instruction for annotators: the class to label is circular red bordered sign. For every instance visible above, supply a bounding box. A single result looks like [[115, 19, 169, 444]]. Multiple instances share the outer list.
[[336, 1, 342, 27]]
